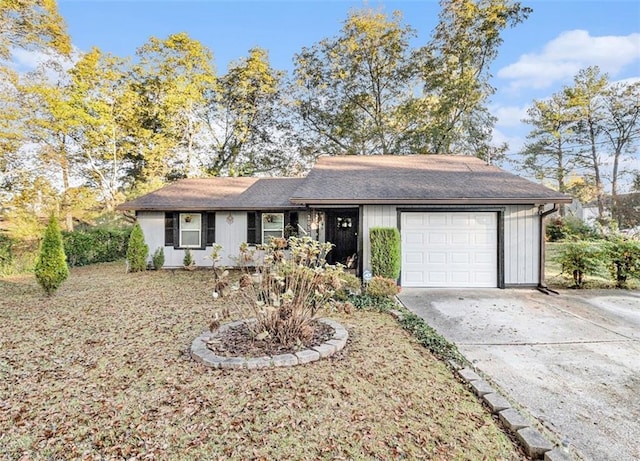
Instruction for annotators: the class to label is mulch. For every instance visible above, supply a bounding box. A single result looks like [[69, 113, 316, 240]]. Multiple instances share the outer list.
[[206, 320, 335, 357]]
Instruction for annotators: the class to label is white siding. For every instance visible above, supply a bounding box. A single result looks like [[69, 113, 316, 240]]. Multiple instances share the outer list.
[[503, 205, 540, 285], [137, 211, 248, 268], [137, 210, 315, 268], [362, 205, 398, 271], [216, 212, 248, 266], [137, 212, 164, 266]]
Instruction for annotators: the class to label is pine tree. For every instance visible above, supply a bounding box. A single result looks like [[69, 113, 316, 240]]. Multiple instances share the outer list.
[[126, 223, 148, 272], [34, 214, 69, 295]]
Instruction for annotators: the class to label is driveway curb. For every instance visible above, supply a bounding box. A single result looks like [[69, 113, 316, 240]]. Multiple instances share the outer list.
[[456, 365, 562, 460]]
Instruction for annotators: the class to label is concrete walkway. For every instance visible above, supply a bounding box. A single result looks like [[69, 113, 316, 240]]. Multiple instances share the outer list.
[[397, 288, 640, 461]]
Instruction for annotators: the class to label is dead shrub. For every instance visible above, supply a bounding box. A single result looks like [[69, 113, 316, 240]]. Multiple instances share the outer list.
[[219, 236, 352, 347]]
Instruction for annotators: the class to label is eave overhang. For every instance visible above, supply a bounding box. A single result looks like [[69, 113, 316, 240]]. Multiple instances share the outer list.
[[289, 197, 573, 206]]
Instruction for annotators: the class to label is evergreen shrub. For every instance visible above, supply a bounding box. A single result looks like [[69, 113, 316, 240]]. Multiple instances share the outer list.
[[126, 223, 148, 272], [370, 227, 401, 280], [152, 247, 165, 270], [34, 215, 69, 295], [555, 241, 605, 288]]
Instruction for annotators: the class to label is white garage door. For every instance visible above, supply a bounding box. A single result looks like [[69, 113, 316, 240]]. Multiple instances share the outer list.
[[401, 212, 498, 288]]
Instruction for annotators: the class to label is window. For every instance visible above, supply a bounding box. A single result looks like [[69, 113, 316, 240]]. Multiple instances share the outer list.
[[180, 213, 201, 248], [262, 213, 284, 242], [164, 213, 175, 246]]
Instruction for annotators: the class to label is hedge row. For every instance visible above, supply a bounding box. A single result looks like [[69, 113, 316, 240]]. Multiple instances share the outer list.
[[62, 227, 131, 267]]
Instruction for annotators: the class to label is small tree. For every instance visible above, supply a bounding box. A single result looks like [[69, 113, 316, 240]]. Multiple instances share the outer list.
[[126, 223, 148, 272], [606, 238, 640, 288], [34, 215, 69, 295], [152, 247, 165, 270], [555, 241, 604, 288], [183, 248, 195, 269], [370, 227, 401, 280]]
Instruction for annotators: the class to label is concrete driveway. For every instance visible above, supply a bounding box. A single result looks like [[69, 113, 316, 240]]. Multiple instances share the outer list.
[[397, 288, 640, 461]]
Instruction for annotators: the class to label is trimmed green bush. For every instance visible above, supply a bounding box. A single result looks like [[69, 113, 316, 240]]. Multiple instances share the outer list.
[[555, 241, 605, 288], [126, 223, 148, 272], [34, 215, 69, 295], [605, 238, 640, 288], [63, 227, 131, 267], [152, 247, 165, 270], [370, 227, 401, 280]]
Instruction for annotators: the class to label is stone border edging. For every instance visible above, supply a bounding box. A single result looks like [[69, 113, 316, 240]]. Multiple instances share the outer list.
[[455, 366, 569, 460], [190, 318, 348, 370]]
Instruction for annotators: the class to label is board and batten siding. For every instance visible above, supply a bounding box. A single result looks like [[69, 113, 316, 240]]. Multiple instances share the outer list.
[[503, 205, 540, 285], [215, 212, 248, 266], [361, 205, 398, 272], [361, 204, 541, 286]]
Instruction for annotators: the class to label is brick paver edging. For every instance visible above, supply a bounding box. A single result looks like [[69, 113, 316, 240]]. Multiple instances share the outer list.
[[190, 318, 348, 369]]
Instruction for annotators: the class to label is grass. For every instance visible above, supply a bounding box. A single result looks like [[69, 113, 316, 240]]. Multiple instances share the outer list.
[[0, 262, 524, 460]]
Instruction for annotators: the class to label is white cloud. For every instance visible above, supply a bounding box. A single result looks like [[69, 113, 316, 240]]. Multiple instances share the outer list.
[[8, 47, 79, 84], [498, 30, 640, 90], [10, 48, 57, 72], [492, 127, 526, 153], [491, 104, 530, 127]]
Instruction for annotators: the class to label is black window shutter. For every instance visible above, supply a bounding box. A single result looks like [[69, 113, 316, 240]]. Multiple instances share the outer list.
[[247, 212, 261, 244], [172, 212, 179, 249], [164, 213, 174, 246], [206, 212, 216, 245], [199, 212, 207, 249]]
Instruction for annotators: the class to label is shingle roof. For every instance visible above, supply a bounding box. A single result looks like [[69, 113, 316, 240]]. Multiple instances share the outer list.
[[116, 178, 255, 211], [117, 177, 307, 211], [117, 155, 571, 211], [289, 155, 572, 205], [231, 178, 306, 209]]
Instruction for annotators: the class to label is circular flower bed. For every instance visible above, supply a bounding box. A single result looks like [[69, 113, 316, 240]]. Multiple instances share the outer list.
[[191, 318, 348, 370]]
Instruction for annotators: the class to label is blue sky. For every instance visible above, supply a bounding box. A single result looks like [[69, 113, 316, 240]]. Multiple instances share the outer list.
[[28, 0, 640, 185]]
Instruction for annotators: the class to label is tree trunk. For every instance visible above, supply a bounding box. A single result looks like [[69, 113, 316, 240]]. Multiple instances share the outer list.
[[611, 145, 622, 227], [588, 119, 605, 220], [556, 139, 566, 217], [59, 143, 73, 232]]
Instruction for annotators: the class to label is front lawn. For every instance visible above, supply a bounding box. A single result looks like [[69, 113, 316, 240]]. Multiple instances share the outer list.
[[0, 263, 524, 460]]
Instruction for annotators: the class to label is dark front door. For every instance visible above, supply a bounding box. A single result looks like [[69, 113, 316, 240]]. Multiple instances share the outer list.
[[325, 209, 359, 267]]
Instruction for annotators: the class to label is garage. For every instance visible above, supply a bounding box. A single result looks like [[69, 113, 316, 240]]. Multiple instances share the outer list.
[[401, 212, 498, 288]]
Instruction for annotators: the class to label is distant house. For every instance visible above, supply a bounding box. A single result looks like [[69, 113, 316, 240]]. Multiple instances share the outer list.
[[117, 155, 571, 288], [581, 192, 640, 229]]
